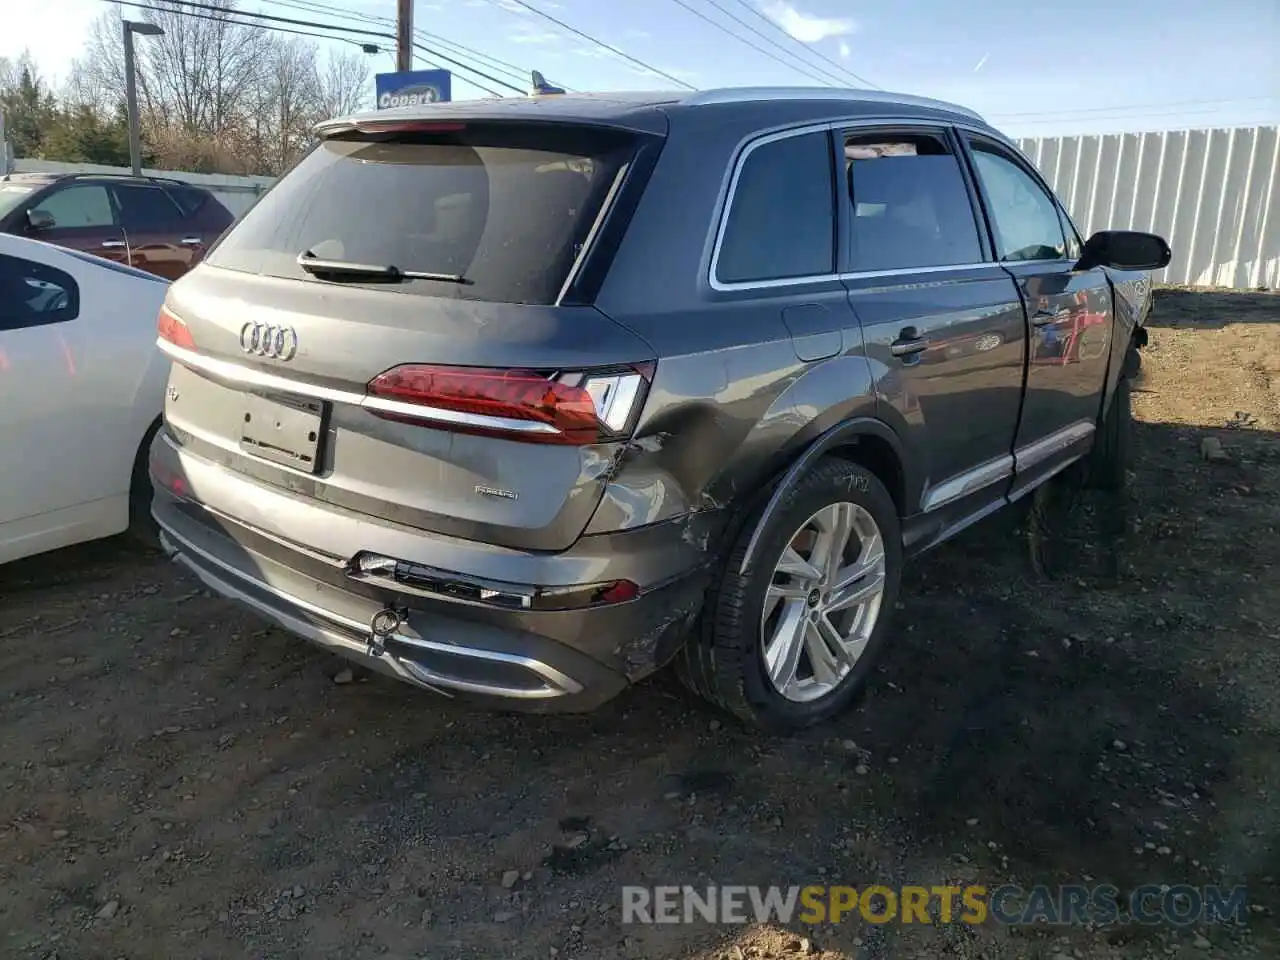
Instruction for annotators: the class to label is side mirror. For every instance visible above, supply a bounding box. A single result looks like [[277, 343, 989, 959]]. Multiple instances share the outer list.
[[1076, 230, 1171, 272], [26, 209, 55, 232]]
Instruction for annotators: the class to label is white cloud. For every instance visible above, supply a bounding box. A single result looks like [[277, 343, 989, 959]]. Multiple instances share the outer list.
[[762, 1, 856, 43], [838, 40, 851, 59], [509, 30, 564, 44], [490, 0, 532, 14], [973, 53, 990, 73]]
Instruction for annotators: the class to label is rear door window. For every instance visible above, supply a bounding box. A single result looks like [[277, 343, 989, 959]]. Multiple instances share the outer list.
[[843, 131, 984, 272], [715, 130, 835, 285], [166, 185, 210, 218], [31, 184, 117, 229], [113, 184, 184, 232], [206, 124, 637, 305]]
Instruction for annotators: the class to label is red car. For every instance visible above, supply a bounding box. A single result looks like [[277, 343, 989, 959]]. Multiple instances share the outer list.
[[0, 172, 234, 280]]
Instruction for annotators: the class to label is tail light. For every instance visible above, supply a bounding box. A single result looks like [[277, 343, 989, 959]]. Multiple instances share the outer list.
[[364, 362, 654, 445], [157, 305, 195, 349]]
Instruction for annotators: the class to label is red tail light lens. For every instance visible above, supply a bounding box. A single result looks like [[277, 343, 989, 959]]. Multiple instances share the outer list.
[[365, 363, 652, 445], [157, 306, 195, 349]]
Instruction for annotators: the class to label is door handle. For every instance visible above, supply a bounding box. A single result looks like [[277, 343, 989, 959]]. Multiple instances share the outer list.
[[180, 237, 202, 245], [890, 336, 929, 357], [100, 239, 126, 248]]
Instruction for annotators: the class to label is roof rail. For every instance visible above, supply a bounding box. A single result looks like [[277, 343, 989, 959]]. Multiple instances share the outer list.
[[681, 87, 985, 122], [57, 171, 188, 186]]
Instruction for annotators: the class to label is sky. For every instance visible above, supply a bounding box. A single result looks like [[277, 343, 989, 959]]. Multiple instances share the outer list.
[[2, 0, 1277, 138]]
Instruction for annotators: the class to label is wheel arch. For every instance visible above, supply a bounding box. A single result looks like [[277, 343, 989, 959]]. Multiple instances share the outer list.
[[735, 417, 912, 576]]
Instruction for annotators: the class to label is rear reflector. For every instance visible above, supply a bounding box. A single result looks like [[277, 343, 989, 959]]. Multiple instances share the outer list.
[[365, 363, 652, 445], [157, 305, 194, 349], [348, 551, 640, 611]]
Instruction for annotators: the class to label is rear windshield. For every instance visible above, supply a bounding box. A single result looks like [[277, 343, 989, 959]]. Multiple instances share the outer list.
[[206, 124, 635, 305]]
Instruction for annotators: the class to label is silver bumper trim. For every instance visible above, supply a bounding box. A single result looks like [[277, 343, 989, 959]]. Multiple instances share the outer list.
[[157, 527, 583, 701]]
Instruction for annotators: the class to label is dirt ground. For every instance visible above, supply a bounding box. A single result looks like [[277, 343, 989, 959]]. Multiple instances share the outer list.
[[2, 288, 1278, 960]]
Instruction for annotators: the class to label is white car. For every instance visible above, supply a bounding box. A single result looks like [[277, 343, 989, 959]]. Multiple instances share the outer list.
[[0, 233, 170, 564]]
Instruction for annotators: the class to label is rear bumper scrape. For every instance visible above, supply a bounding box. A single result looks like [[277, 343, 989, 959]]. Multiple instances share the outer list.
[[158, 528, 591, 702]]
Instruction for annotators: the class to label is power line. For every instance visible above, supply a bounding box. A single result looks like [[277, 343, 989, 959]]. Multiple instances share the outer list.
[[108, 0, 385, 49], [677, 0, 857, 87], [723, 0, 879, 89], [989, 96, 1278, 120], [101, 0, 523, 96], [481, 0, 697, 90], [103, 0, 393, 40], [263, 0, 575, 90], [407, 41, 523, 94], [663, 0, 842, 87]]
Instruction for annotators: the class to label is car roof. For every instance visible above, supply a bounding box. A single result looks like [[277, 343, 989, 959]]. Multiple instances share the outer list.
[[0, 171, 208, 191], [317, 86, 994, 138]]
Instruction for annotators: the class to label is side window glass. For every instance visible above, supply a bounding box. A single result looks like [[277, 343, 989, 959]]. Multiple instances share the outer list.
[[969, 144, 1067, 262], [168, 186, 209, 218], [716, 130, 835, 285], [114, 185, 182, 232], [31, 185, 116, 229], [0, 254, 80, 331], [844, 132, 983, 272]]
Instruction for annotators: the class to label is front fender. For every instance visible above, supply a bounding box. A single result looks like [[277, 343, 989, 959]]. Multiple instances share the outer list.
[[1101, 268, 1149, 414]]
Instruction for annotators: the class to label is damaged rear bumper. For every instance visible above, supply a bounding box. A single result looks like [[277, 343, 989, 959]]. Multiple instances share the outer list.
[[149, 436, 717, 712]]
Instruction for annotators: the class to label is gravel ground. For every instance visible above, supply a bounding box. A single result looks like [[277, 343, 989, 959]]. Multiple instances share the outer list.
[[1, 288, 1278, 960]]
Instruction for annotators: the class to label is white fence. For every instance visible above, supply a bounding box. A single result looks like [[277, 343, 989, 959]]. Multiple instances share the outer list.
[[11, 159, 272, 217], [1017, 126, 1279, 289]]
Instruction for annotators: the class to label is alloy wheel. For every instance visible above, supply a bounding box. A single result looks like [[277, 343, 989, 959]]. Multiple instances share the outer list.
[[760, 501, 887, 703]]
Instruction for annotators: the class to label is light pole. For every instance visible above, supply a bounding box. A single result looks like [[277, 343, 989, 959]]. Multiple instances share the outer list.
[[122, 19, 163, 176]]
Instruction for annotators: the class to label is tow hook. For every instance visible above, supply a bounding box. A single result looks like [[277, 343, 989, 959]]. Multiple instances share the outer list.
[[367, 607, 406, 658]]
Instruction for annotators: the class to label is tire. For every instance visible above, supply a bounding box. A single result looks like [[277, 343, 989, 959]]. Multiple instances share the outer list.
[[1086, 372, 1132, 492], [677, 457, 902, 732], [127, 419, 163, 550]]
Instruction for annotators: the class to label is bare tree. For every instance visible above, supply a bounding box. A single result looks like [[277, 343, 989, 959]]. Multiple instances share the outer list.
[[236, 37, 321, 174], [315, 49, 373, 120], [51, 5, 376, 175]]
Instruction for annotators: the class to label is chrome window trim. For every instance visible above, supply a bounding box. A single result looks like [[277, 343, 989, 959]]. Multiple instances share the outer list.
[[554, 158, 631, 306], [708, 121, 839, 292], [158, 339, 563, 437], [707, 116, 1020, 293]]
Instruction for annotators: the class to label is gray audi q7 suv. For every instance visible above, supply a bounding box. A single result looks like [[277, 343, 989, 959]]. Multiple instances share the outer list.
[[150, 87, 1171, 730]]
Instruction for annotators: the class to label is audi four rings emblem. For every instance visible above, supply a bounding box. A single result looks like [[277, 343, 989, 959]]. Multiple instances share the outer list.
[[239, 321, 299, 360]]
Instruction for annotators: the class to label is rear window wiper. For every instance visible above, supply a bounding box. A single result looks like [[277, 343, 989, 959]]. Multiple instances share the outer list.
[[297, 252, 471, 285]]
